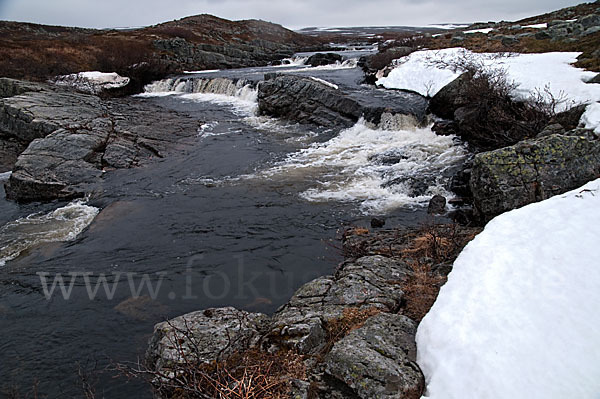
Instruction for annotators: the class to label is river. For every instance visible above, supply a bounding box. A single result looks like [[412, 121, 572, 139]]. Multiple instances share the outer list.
[[0, 48, 465, 398]]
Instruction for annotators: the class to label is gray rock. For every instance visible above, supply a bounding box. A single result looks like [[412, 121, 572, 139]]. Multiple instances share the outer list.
[[536, 123, 565, 138], [535, 30, 552, 40], [583, 26, 600, 36], [500, 35, 519, 46], [578, 14, 600, 29], [427, 195, 447, 214], [428, 72, 470, 119], [306, 53, 343, 67], [1, 80, 199, 201], [0, 78, 44, 98], [265, 256, 410, 354], [325, 313, 424, 399], [470, 133, 600, 221], [586, 73, 600, 84], [258, 74, 427, 128], [146, 307, 269, 374]]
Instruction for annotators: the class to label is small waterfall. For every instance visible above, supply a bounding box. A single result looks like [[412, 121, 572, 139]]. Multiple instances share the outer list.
[[143, 77, 258, 102]]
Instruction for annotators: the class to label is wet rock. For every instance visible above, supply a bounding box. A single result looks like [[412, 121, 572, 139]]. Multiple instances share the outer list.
[[146, 307, 269, 373], [306, 53, 343, 67], [470, 133, 600, 222], [370, 217, 385, 228], [265, 256, 410, 354], [427, 195, 447, 215], [325, 313, 424, 399], [258, 74, 427, 128]]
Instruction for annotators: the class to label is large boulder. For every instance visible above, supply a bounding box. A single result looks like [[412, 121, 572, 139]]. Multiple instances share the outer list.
[[51, 71, 131, 95], [470, 133, 600, 222], [325, 313, 424, 399], [146, 307, 269, 374], [258, 74, 427, 128], [306, 52, 343, 67]]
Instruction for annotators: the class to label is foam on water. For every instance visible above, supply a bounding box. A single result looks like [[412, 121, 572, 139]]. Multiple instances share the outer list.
[[294, 58, 359, 72], [254, 119, 466, 214], [0, 200, 99, 266]]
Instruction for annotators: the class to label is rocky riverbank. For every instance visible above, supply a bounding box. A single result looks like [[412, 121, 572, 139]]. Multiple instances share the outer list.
[[145, 225, 480, 399], [0, 78, 200, 201]]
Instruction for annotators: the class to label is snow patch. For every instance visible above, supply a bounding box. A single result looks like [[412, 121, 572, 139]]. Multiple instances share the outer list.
[[377, 48, 600, 115], [52, 71, 130, 94], [580, 102, 600, 134], [417, 178, 600, 399], [309, 76, 339, 90], [0, 171, 11, 181], [523, 23, 548, 29], [463, 28, 494, 34]]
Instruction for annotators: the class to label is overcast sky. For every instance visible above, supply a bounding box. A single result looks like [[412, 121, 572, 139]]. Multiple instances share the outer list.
[[0, 0, 583, 30]]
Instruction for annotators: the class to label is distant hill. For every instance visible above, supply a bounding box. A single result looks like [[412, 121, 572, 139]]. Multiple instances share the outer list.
[[0, 15, 324, 91]]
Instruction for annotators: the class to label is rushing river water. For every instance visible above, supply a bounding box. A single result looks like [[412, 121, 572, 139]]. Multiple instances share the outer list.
[[0, 49, 465, 398]]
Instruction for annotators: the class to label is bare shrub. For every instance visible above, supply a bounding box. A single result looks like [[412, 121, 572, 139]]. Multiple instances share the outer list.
[[401, 260, 445, 322]]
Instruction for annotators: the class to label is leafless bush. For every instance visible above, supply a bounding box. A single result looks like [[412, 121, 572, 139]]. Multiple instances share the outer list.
[[115, 318, 306, 399]]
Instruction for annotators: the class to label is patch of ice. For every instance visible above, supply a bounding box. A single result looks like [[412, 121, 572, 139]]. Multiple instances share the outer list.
[[417, 178, 600, 399], [0, 171, 11, 181]]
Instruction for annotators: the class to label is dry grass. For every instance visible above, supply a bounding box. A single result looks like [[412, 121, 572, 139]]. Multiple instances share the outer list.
[[322, 307, 381, 355], [399, 223, 480, 321]]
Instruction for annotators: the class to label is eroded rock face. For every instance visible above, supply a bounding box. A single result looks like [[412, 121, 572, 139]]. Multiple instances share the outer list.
[[146, 307, 269, 374], [325, 313, 424, 399], [470, 132, 600, 222], [257, 74, 428, 128], [265, 256, 410, 354]]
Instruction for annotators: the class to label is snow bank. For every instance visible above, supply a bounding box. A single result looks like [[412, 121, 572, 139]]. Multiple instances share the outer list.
[[52, 71, 130, 94], [377, 48, 600, 130], [417, 178, 600, 399], [309, 76, 339, 89]]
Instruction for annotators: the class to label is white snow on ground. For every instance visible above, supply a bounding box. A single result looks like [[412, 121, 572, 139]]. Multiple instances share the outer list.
[[52, 71, 130, 94], [463, 28, 494, 34], [309, 76, 339, 89], [523, 22, 548, 29], [377, 48, 600, 130], [417, 178, 600, 399], [580, 102, 600, 133], [0, 171, 11, 181]]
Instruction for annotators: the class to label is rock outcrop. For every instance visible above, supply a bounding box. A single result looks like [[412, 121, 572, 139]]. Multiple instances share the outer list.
[[146, 307, 269, 375], [325, 313, 424, 399], [306, 52, 343, 67], [258, 74, 428, 128], [0, 80, 199, 201], [470, 132, 600, 222]]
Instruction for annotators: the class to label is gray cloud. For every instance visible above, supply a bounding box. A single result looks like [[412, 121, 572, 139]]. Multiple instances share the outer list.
[[0, 0, 582, 30]]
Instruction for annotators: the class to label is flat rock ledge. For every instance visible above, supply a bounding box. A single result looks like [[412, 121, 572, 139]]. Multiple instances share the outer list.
[[0, 78, 199, 201]]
